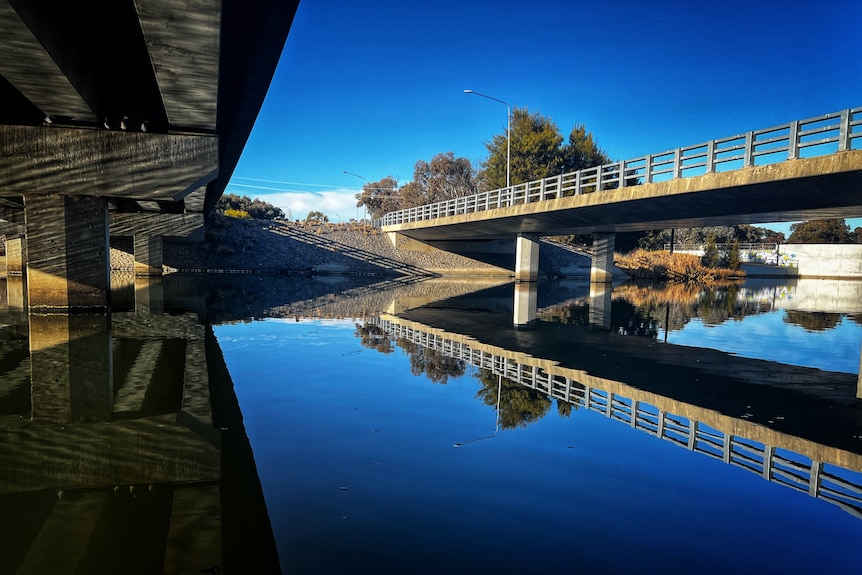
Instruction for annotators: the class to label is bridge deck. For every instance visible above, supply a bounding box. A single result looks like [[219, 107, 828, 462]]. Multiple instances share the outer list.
[[383, 108, 862, 240]]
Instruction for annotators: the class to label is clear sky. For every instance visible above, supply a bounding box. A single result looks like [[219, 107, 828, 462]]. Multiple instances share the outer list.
[[227, 0, 862, 233]]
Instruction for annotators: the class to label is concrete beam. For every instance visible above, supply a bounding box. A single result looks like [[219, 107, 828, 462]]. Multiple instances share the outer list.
[[591, 233, 615, 283], [514, 233, 540, 281], [0, 0, 95, 122], [136, 0, 220, 131], [0, 126, 218, 201], [24, 195, 110, 311], [110, 212, 204, 240]]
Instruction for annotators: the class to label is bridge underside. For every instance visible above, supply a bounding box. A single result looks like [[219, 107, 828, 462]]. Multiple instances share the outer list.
[[0, 0, 299, 310], [384, 152, 862, 282]]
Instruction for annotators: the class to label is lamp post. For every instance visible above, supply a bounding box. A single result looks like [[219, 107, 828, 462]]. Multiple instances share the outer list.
[[464, 89, 510, 188], [343, 170, 367, 222]]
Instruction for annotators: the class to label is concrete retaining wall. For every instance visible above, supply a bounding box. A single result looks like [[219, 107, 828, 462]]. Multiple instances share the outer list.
[[780, 244, 862, 278]]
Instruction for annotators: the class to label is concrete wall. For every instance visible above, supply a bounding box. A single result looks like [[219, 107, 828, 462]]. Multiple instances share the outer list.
[[780, 244, 862, 278]]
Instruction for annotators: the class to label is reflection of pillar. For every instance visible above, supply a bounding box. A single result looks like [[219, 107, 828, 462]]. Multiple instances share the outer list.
[[24, 195, 110, 311], [589, 282, 612, 330], [513, 281, 538, 326], [514, 233, 540, 281], [857, 340, 862, 400], [7, 275, 26, 310], [134, 235, 164, 276], [135, 276, 165, 314], [591, 233, 616, 283], [6, 237, 26, 275], [29, 314, 112, 423]]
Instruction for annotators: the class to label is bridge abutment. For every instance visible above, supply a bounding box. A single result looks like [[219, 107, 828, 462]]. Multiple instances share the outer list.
[[24, 195, 111, 312], [591, 233, 615, 283]]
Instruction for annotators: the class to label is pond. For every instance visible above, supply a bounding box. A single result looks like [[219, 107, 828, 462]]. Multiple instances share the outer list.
[[0, 275, 860, 574]]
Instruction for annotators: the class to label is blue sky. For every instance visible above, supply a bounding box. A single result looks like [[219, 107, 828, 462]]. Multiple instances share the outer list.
[[227, 0, 862, 233]]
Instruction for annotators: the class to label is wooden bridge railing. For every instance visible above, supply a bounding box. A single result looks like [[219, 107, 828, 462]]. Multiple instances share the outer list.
[[379, 106, 862, 227]]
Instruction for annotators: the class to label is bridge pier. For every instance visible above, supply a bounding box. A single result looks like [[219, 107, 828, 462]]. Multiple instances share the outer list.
[[5, 237, 25, 275], [24, 195, 111, 312], [29, 313, 113, 423], [591, 233, 615, 283], [513, 281, 538, 326], [589, 282, 613, 329], [515, 233, 540, 281], [134, 235, 164, 276]]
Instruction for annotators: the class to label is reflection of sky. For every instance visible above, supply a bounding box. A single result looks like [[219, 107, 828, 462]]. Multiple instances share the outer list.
[[215, 315, 862, 574], [666, 311, 862, 374]]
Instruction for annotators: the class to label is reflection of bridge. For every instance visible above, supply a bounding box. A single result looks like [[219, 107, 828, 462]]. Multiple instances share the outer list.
[[0, 307, 278, 573], [0, 1, 299, 310], [382, 108, 862, 282], [372, 314, 862, 519]]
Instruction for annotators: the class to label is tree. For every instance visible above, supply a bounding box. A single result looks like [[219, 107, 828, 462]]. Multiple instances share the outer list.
[[215, 193, 285, 220], [702, 234, 719, 267], [306, 210, 328, 223], [728, 239, 741, 270], [481, 107, 609, 191], [399, 152, 477, 209], [787, 219, 853, 243], [355, 175, 400, 220]]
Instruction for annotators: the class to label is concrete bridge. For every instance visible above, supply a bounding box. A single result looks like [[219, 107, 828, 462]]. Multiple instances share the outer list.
[[382, 107, 862, 282], [0, 0, 299, 310]]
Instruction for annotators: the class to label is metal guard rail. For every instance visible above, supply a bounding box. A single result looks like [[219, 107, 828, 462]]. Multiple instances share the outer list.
[[379, 107, 862, 227]]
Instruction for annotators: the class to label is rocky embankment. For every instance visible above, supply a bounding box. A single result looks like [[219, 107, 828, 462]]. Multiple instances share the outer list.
[[110, 215, 599, 278]]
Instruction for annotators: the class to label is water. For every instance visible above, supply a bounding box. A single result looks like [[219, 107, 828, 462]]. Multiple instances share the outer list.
[[1, 275, 861, 574]]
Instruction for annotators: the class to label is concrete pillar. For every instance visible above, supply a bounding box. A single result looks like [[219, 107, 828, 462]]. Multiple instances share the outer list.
[[24, 195, 110, 311], [134, 235, 164, 276], [513, 281, 538, 326], [6, 237, 26, 275], [514, 233, 540, 281], [591, 233, 616, 283], [7, 275, 26, 310], [135, 276, 165, 314], [589, 282, 612, 330], [29, 313, 113, 423]]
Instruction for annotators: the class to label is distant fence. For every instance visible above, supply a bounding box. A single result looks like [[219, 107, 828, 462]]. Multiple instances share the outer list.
[[662, 242, 799, 267], [380, 107, 862, 227]]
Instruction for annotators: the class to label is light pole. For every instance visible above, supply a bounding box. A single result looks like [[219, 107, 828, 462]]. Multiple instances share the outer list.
[[464, 89, 510, 188], [343, 170, 367, 222]]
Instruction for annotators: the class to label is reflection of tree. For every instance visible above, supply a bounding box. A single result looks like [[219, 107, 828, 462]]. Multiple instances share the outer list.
[[783, 311, 842, 332], [851, 314, 862, 328], [397, 338, 466, 384], [354, 322, 394, 354], [476, 369, 551, 429]]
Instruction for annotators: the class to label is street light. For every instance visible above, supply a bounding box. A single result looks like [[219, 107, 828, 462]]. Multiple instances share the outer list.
[[343, 170, 367, 222], [464, 89, 510, 188]]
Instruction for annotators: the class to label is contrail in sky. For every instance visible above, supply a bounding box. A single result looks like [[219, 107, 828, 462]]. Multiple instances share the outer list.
[[232, 176, 360, 189]]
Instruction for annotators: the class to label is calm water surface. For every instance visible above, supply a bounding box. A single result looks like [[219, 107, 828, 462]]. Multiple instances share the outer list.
[[1, 275, 861, 574], [213, 278, 862, 574]]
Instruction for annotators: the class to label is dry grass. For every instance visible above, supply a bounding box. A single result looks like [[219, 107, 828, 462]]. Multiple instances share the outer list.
[[615, 249, 743, 283]]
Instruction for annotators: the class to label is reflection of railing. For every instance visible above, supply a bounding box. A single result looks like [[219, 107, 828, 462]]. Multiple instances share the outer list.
[[380, 107, 862, 226], [372, 317, 862, 519]]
